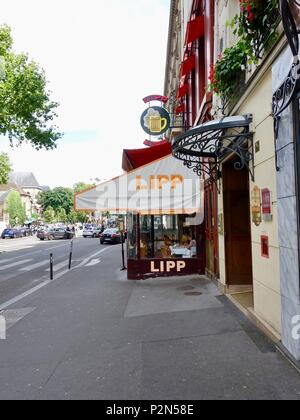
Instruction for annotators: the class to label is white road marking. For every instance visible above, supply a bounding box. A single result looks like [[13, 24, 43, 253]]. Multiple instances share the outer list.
[[76, 247, 109, 269], [0, 247, 111, 311], [19, 260, 50, 272], [45, 260, 68, 272], [0, 281, 50, 311], [0, 259, 33, 271], [85, 258, 101, 267]]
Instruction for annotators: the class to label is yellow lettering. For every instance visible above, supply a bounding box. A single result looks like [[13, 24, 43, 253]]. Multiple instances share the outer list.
[[157, 175, 170, 189], [177, 261, 186, 272], [171, 175, 184, 189], [151, 261, 160, 273], [166, 261, 176, 272]]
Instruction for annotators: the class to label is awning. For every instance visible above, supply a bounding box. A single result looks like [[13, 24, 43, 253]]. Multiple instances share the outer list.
[[180, 54, 196, 77], [122, 142, 172, 172], [75, 155, 203, 215], [185, 15, 204, 45], [172, 115, 254, 182]]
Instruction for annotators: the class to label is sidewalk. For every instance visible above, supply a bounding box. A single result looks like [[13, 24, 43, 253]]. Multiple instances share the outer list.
[[0, 245, 300, 400]]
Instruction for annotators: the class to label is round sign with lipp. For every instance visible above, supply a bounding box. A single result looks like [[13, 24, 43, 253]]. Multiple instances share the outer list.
[[141, 106, 171, 136]]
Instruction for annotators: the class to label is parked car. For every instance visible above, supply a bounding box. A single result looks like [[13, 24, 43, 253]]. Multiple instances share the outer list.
[[83, 226, 102, 238], [100, 228, 124, 244], [20, 228, 33, 237], [37, 229, 54, 241], [38, 227, 74, 241], [1, 228, 23, 239]]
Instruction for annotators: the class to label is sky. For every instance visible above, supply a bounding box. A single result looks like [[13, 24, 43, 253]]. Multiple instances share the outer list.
[[0, 0, 171, 188]]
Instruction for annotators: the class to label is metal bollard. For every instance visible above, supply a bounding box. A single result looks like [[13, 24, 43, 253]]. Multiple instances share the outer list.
[[68, 239, 74, 270], [50, 253, 54, 280], [120, 232, 127, 271]]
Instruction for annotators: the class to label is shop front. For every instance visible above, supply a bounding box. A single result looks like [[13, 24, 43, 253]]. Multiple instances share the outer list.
[[127, 212, 205, 280], [75, 153, 205, 280]]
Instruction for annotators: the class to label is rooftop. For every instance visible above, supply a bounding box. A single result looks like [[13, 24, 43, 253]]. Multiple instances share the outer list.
[[9, 172, 41, 189]]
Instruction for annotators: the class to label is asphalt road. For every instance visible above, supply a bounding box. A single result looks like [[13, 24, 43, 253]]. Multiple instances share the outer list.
[[1, 237, 300, 400], [0, 236, 110, 308]]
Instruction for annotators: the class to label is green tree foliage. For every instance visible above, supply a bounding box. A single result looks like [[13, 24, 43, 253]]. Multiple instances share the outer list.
[[0, 25, 62, 149], [6, 190, 26, 226], [43, 206, 56, 223], [38, 187, 74, 215], [56, 207, 67, 223], [73, 182, 95, 194], [0, 152, 12, 184]]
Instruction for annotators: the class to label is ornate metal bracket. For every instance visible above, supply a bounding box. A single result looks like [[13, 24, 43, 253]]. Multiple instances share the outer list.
[[172, 115, 254, 186], [272, 0, 300, 172]]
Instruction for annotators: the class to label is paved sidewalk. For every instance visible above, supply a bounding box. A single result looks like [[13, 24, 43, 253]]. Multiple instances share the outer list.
[[0, 245, 300, 400]]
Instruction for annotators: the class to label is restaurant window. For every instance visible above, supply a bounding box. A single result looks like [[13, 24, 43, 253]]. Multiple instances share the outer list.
[[127, 213, 138, 259], [139, 214, 198, 260]]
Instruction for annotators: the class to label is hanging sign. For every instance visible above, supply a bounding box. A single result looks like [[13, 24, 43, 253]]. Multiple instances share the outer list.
[[251, 186, 262, 226], [262, 188, 272, 221], [141, 106, 171, 136]]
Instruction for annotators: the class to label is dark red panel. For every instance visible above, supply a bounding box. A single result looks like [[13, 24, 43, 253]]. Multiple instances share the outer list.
[[122, 142, 172, 172], [185, 15, 205, 45]]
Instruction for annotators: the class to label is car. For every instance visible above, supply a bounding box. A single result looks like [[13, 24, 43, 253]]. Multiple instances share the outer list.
[[20, 228, 33, 237], [50, 228, 74, 240], [37, 229, 55, 241], [1, 228, 23, 239], [38, 228, 74, 241], [83, 226, 102, 238], [100, 228, 124, 244]]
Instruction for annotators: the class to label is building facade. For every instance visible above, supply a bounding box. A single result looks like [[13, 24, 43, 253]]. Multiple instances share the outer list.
[[166, 0, 300, 361]]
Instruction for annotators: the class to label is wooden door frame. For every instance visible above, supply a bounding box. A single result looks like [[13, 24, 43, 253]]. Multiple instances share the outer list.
[[222, 158, 253, 286]]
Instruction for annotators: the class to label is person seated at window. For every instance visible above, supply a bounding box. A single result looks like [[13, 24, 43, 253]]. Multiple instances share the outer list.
[[140, 240, 148, 258], [163, 235, 171, 247], [181, 234, 189, 246], [187, 235, 197, 256]]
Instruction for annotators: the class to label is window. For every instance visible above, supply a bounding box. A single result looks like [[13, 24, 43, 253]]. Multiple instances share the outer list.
[[140, 214, 198, 260]]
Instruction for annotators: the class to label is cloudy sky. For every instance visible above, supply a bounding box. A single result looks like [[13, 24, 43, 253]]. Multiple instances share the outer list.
[[0, 0, 170, 188]]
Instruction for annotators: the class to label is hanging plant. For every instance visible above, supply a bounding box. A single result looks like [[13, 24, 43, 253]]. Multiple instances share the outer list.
[[209, 40, 249, 102], [231, 0, 279, 62]]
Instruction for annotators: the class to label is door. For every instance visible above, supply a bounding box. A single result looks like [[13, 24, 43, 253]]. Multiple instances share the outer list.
[[204, 182, 219, 277], [223, 159, 253, 285]]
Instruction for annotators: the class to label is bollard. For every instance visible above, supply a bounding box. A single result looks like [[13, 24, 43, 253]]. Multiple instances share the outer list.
[[120, 232, 127, 271], [50, 253, 54, 280], [68, 239, 74, 270]]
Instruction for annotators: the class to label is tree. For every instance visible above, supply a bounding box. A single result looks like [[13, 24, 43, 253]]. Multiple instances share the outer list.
[[73, 182, 95, 194], [0, 152, 12, 184], [0, 25, 62, 150], [56, 207, 67, 223], [43, 206, 55, 223], [6, 190, 26, 226], [38, 187, 74, 215]]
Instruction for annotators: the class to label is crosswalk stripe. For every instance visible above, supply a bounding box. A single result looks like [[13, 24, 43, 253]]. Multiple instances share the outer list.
[[45, 260, 68, 272], [0, 259, 33, 271], [19, 260, 50, 272]]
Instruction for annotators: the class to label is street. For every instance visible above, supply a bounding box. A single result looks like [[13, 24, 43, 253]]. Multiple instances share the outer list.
[[0, 236, 109, 308], [1, 237, 300, 400]]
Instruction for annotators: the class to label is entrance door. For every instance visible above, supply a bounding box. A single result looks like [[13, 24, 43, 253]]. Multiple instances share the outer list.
[[205, 182, 219, 277], [223, 159, 253, 285]]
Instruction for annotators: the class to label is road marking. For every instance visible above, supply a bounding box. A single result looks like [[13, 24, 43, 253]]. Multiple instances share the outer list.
[[85, 258, 101, 267], [0, 281, 50, 311], [75, 247, 109, 269], [0, 259, 33, 271], [0, 246, 111, 311], [19, 260, 50, 272], [45, 260, 68, 272]]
